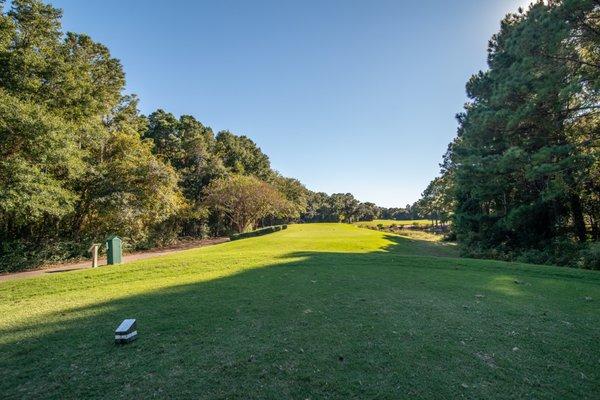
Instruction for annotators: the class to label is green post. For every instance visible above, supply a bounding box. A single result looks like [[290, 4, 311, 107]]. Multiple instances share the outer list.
[[106, 235, 122, 265]]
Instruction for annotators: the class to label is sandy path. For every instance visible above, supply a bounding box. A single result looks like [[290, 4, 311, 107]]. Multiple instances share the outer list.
[[0, 237, 230, 282]]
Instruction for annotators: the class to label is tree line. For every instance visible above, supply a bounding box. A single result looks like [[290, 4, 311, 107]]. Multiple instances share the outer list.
[[0, 0, 416, 271], [417, 0, 600, 268]]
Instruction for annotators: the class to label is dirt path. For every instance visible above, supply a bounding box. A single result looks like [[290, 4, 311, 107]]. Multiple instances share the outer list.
[[0, 237, 230, 282]]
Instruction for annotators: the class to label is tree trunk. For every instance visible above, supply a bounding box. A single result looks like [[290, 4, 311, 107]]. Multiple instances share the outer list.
[[570, 192, 587, 242], [590, 215, 599, 241]]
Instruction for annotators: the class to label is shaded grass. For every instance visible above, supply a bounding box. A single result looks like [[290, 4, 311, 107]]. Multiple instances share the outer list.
[[0, 224, 599, 399]]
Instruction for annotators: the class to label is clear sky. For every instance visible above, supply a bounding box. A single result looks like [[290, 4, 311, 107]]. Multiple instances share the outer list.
[[49, 0, 531, 207]]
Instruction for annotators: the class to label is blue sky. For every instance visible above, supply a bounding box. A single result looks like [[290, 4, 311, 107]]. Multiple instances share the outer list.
[[50, 0, 530, 207]]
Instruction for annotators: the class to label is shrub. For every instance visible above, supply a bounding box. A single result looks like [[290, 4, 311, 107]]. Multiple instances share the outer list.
[[579, 242, 600, 270], [443, 230, 457, 241], [515, 249, 550, 265], [230, 225, 288, 241], [0, 239, 89, 273]]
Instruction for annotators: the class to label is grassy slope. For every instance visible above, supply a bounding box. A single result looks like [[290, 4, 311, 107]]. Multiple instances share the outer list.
[[0, 224, 598, 399]]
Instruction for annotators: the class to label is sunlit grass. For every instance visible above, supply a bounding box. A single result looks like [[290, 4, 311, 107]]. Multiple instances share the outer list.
[[354, 219, 450, 243], [0, 223, 598, 399], [354, 219, 433, 228]]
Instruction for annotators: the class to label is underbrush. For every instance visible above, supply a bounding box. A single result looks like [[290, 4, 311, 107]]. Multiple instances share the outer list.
[[460, 239, 600, 270], [579, 242, 600, 270], [0, 239, 90, 273]]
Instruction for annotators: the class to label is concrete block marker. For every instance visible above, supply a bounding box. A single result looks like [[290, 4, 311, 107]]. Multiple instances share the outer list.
[[88, 243, 100, 268], [115, 319, 138, 344]]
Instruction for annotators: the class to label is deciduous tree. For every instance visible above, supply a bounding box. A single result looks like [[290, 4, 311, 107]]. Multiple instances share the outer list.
[[203, 175, 291, 233]]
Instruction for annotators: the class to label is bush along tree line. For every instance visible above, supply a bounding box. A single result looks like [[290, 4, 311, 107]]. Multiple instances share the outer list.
[[416, 0, 600, 268], [0, 0, 413, 272], [230, 225, 288, 241]]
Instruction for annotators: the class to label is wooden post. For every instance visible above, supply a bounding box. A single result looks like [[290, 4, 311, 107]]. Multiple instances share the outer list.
[[89, 244, 100, 268]]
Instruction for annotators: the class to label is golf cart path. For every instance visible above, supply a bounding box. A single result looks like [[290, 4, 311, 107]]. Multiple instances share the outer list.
[[0, 237, 230, 282]]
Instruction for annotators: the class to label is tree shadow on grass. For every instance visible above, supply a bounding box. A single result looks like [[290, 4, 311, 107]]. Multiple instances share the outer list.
[[1, 235, 599, 399]]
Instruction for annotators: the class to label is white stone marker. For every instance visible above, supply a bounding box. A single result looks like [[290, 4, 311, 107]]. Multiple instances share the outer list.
[[115, 319, 138, 344], [89, 243, 100, 268]]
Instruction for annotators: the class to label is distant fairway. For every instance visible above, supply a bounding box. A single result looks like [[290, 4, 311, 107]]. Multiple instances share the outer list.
[[1, 224, 598, 399], [354, 219, 434, 228]]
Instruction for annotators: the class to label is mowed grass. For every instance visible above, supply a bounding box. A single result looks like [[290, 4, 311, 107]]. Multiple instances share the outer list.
[[354, 219, 450, 242], [1, 224, 599, 399], [354, 219, 433, 228]]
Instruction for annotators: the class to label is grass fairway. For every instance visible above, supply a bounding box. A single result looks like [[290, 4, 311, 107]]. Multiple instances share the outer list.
[[354, 219, 433, 228], [1, 224, 599, 399]]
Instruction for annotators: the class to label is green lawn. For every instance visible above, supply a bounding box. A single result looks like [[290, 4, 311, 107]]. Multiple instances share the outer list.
[[1, 224, 599, 399], [354, 219, 433, 228]]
